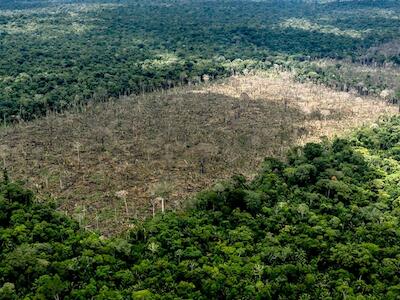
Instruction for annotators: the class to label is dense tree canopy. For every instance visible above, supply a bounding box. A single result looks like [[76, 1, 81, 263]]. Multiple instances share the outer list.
[[2, 116, 400, 299], [1, 1, 400, 299], [0, 0, 399, 121]]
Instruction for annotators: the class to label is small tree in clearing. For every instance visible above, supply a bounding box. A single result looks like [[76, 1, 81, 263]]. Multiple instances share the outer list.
[[189, 143, 218, 175]]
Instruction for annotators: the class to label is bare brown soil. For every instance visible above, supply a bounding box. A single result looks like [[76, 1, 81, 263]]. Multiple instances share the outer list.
[[0, 71, 396, 235]]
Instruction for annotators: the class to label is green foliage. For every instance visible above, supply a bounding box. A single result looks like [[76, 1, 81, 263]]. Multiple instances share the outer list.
[[296, 60, 400, 100], [0, 282, 17, 300], [0, 0, 399, 121], [2, 117, 400, 298]]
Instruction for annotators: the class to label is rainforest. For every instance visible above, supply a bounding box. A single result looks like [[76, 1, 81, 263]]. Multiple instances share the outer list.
[[1, 0, 400, 299]]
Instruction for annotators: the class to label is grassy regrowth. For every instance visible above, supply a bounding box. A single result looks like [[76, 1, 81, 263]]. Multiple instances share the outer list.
[[0, 71, 397, 234]]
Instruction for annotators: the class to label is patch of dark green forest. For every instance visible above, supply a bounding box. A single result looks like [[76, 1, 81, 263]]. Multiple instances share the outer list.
[[2, 116, 400, 299], [0, 0, 399, 121], [295, 61, 400, 102]]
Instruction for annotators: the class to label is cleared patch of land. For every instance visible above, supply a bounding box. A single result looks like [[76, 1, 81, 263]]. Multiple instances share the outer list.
[[0, 71, 396, 235]]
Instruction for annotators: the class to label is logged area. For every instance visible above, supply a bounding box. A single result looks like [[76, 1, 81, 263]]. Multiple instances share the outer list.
[[1, 72, 396, 234], [2, 0, 400, 298], [3, 117, 400, 299]]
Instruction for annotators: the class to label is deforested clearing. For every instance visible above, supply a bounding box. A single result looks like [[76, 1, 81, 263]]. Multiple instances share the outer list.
[[0, 71, 396, 234]]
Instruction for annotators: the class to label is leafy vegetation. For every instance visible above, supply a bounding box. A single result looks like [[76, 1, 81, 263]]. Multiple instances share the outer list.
[[1, 72, 396, 234], [295, 60, 400, 102], [2, 116, 400, 299], [2, 0, 400, 298], [1, 0, 399, 121]]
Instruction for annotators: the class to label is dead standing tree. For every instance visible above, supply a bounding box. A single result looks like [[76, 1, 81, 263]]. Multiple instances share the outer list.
[[188, 143, 219, 175], [115, 190, 129, 216], [150, 181, 173, 217], [0, 145, 9, 170], [74, 141, 82, 168]]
